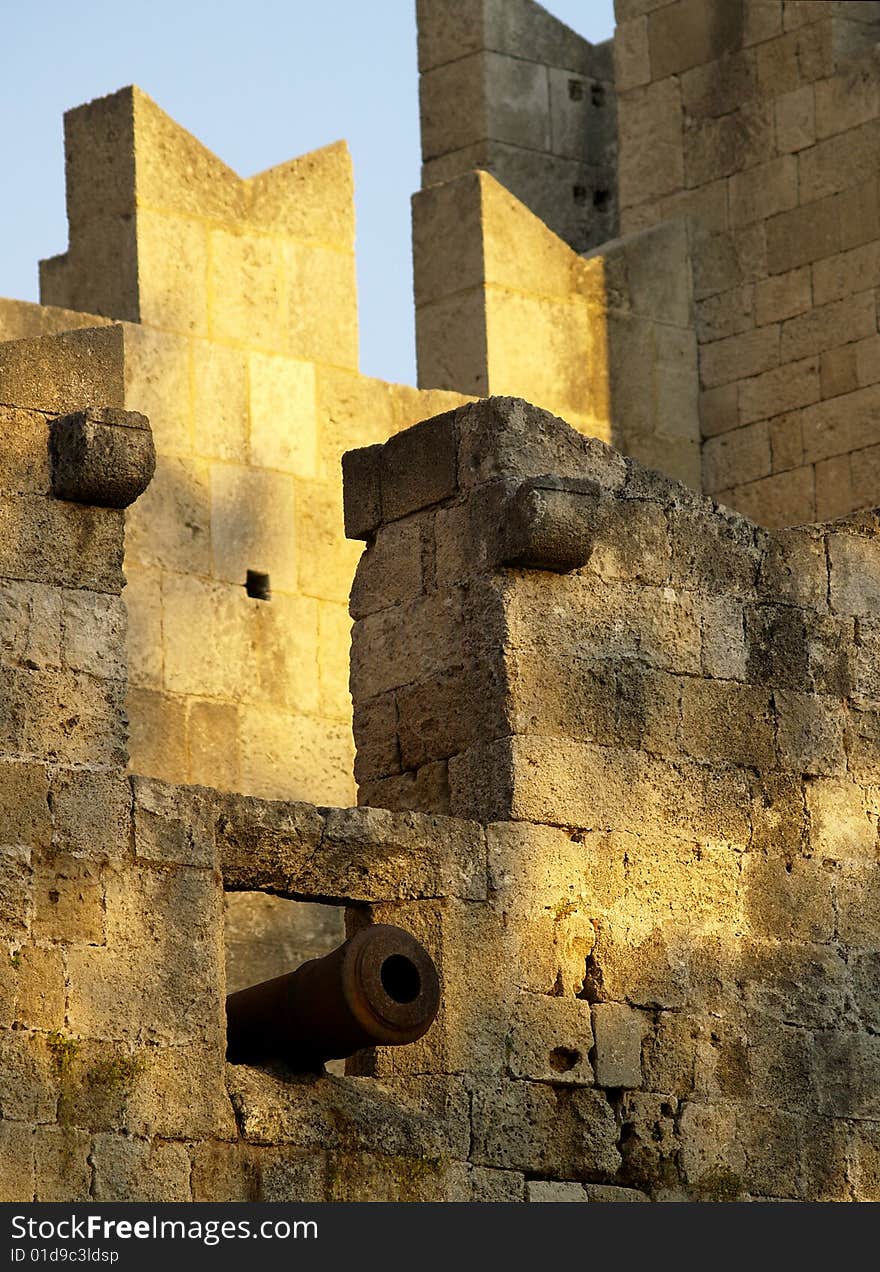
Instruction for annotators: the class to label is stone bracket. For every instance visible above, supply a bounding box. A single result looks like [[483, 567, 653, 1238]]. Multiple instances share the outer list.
[[49, 406, 156, 508], [500, 475, 600, 572]]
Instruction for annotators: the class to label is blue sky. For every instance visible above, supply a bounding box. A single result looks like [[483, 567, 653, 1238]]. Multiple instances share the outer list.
[[0, 1, 615, 385]]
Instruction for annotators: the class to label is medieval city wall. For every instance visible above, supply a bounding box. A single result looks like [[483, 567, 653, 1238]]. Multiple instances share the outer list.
[[345, 394, 880, 1200]]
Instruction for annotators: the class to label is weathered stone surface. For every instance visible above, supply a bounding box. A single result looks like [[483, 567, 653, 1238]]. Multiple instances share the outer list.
[[49, 408, 155, 508], [592, 1002, 647, 1089], [471, 1081, 620, 1179]]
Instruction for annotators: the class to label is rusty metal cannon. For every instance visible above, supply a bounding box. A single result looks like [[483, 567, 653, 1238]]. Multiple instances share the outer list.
[[225, 923, 440, 1069]]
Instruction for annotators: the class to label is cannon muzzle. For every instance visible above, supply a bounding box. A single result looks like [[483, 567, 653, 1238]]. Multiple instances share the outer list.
[[225, 923, 440, 1069]]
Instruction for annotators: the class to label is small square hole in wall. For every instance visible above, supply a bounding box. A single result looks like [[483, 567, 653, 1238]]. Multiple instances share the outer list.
[[245, 569, 271, 601], [591, 82, 605, 108], [593, 189, 610, 211], [568, 78, 585, 101], [573, 185, 588, 206]]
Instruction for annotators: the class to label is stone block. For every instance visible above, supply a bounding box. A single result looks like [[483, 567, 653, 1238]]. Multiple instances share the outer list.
[[208, 229, 283, 351], [249, 353, 317, 477], [67, 860, 223, 1046], [0, 497, 124, 595], [420, 52, 487, 161], [838, 177, 880, 252], [33, 855, 105, 945], [851, 1122, 880, 1202], [342, 444, 383, 540], [820, 346, 859, 400], [416, 289, 490, 398], [239, 706, 355, 807], [230, 1067, 469, 1161], [647, 0, 744, 79], [813, 1030, 880, 1119], [49, 768, 132, 860], [124, 565, 162, 690], [855, 334, 880, 389], [703, 422, 771, 492], [137, 208, 209, 336], [769, 412, 804, 471], [132, 776, 215, 868], [701, 326, 780, 390], [742, 855, 836, 944], [812, 242, 880, 309], [699, 594, 747, 680], [681, 48, 757, 121], [617, 77, 684, 209], [743, 0, 783, 44], [349, 517, 424, 619], [766, 195, 840, 276], [696, 286, 755, 343], [8, 666, 127, 768], [0, 407, 51, 495], [210, 463, 297, 591], [191, 339, 248, 463], [828, 530, 880, 616], [122, 325, 191, 459], [592, 1002, 647, 1088], [246, 591, 320, 715], [755, 21, 833, 97], [125, 454, 212, 575], [49, 408, 154, 509], [700, 384, 739, 437], [187, 698, 240, 790], [685, 101, 775, 189], [801, 118, 880, 207], [471, 1081, 620, 1179], [0, 761, 50, 848], [781, 291, 876, 363], [508, 993, 595, 1086], [0, 1030, 57, 1122], [62, 591, 126, 681], [775, 691, 846, 775], [317, 602, 353, 723], [527, 1181, 587, 1201], [615, 17, 651, 91], [729, 156, 798, 228], [91, 1134, 192, 1202], [34, 1126, 90, 1202], [14, 945, 66, 1029], [730, 466, 816, 527], [162, 575, 247, 700], [0, 1121, 35, 1202], [293, 479, 360, 604], [754, 266, 811, 326], [775, 84, 816, 153], [0, 326, 125, 416], [802, 382, 880, 463], [282, 242, 358, 369], [806, 776, 876, 859]]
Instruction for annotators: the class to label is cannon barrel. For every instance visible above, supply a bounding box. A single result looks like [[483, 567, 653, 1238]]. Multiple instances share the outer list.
[[225, 923, 440, 1069]]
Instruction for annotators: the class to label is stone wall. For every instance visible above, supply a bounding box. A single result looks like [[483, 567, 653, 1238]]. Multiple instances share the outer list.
[[0, 86, 469, 810], [417, 0, 617, 252], [345, 396, 880, 1200], [614, 0, 880, 526]]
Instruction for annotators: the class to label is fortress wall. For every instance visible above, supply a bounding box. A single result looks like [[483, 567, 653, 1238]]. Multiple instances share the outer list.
[[416, 0, 617, 253], [345, 396, 880, 1200], [412, 2, 701, 494], [6, 86, 472, 809], [615, 0, 880, 525]]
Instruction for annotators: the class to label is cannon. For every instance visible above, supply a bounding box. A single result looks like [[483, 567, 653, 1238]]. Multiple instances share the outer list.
[[225, 923, 441, 1069]]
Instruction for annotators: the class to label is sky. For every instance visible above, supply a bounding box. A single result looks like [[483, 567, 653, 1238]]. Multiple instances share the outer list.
[[0, 1, 615, 386]]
